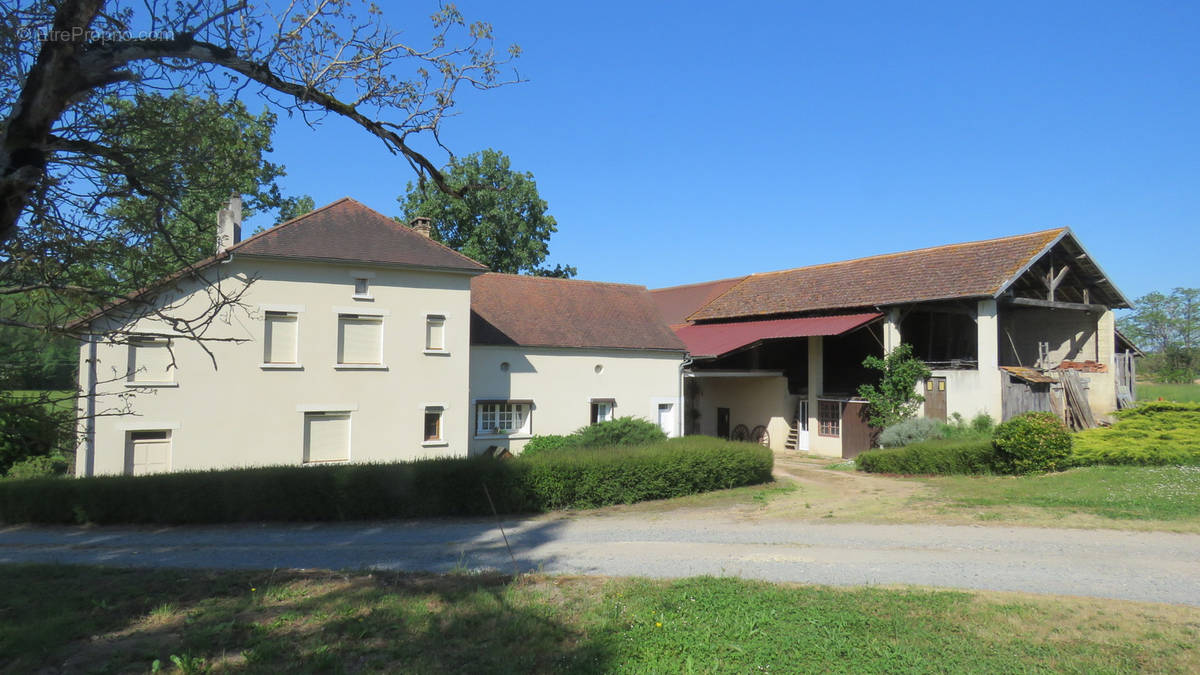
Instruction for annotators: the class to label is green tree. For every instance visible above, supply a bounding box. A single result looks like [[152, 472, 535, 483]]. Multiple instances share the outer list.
[[1119, 288, 1200, 383], [398, 149, 575, 276], [856, 343, 933, 428]]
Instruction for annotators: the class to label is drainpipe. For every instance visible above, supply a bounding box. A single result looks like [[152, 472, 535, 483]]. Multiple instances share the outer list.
[[677, 355, 693, 438], [82, 333, 97, 477]]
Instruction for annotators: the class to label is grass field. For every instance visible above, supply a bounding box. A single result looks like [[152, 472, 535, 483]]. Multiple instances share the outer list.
[[1138, 382, 1200, 403], [2, 389, 75, 412], [1, 565, 1197, 674], [926, 465, 1200, 521]]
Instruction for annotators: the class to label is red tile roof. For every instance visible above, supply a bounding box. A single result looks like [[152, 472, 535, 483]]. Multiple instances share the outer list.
[[650, 276, 747, 326], [675, 313, 882, 358], [234, 197, 486, 272], [471, 273, 686, 351], [685, 229, 1067, 321]]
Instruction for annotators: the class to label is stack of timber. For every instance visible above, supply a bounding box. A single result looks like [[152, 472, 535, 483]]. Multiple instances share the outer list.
[[1059, 370, 1097, 430]]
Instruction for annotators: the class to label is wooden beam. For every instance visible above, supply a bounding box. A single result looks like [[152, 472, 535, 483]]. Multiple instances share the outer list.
[[1004, 297, 1103, 312], [1048, 265, 1070, 301]]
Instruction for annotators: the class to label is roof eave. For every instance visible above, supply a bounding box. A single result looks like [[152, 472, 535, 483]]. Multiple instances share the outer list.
[[236, 253, 488, 276]]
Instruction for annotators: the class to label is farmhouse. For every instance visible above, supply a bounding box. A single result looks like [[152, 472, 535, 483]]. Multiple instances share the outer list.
[[72, 198, 685, 476], [652, 229, 1135, 458], [72, 195, 1136, 475]]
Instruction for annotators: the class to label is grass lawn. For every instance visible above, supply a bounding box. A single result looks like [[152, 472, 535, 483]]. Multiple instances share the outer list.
[[2, 389, 75, 412], [2, 565, 1197, 674], [924, 465, 1200, 521], [1138, 382, 1200, 403]]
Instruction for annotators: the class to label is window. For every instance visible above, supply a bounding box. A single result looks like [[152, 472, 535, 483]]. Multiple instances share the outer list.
[[263, 311, 298, 364], [425, 314, 446, 352], [818, 400, 842, 437], [337, 314, 383, 365], [424, 407, 444, 443], [590, 399, 615, 424], [128, 336, 173, 384], [476, 401, 532, 436], [125, 430, 171, 475], [353, 277, 371, 298], [304, 412, 350, 463]]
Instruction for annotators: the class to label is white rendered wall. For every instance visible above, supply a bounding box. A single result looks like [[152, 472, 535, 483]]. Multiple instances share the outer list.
[[687, 375, 794, 452], [78, 258, 474, 476], [468, 345, 685, 455]]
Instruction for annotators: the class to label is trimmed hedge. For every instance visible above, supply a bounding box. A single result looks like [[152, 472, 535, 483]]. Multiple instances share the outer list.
[[856, 439, 999, 475], [0, 436, 773, 525], [522, 417, 668, 458], [1072, 401, 1200, 466]]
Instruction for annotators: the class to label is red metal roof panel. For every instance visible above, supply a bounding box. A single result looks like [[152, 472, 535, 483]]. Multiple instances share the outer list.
[[675, 313, 882, 358]]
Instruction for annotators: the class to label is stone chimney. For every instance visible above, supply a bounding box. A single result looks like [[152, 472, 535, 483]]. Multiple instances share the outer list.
[[216, 194, 243, 253], [409, 216, 432, 238]]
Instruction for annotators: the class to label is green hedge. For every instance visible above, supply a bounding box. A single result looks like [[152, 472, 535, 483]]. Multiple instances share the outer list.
[[0, 436, 773, 525], [856, 439, 1000, 475], [521, 417, 668, 458], [1071, 401, 1200, 466]]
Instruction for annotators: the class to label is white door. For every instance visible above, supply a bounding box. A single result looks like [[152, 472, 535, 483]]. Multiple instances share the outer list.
[[796, 400, 810, 452], [657, 403, 675, 437], [126, 431, 171, 475]]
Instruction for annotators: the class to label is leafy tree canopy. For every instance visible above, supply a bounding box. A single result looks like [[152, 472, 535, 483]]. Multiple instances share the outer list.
[[857, 343, 933, 428], [1119, 287, 1199, 383], [398, 149, 575, 277]]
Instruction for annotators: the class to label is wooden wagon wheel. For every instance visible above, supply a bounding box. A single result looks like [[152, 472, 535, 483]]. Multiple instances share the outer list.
[[731, 424, 749, 441], [750, 425, 770, 447]]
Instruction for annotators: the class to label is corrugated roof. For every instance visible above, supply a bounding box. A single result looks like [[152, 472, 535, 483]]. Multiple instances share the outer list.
[[686, 229, 1067, 321], [650, 276, 747, 326], [471, 273, 686, 351], [674, 313, 882, 358], [234, 197, 487, 272]]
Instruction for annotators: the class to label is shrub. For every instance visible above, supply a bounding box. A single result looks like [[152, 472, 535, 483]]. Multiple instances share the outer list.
[[0, 437, 772, 525], [878, 417, 946, 448], [993, 412, 1073, 474], [1072, 402, 1200, 466], [570, 416, 667, 449], [4, 453, 71, 480], [520, 434, 577, 457], [0, 397, 71, 475], [857, 439, 999, 475], [942, 412, 996, 442]]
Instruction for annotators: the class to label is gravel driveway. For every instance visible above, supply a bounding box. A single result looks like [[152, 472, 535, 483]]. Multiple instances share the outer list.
[[3, 516, 1198, 606]]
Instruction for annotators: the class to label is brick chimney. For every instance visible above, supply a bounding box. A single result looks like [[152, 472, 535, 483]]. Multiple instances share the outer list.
[[216, 194, 243, 253], [410, 216, 432, 238]]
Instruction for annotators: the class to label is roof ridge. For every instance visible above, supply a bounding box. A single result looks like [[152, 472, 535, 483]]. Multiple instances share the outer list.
[[650, 275, 748, 293], [480, 272, 647, 290], [746, 228, 1067, 281]]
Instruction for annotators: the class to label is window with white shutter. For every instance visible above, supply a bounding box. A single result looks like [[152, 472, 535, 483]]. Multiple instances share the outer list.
[[128, 337, 173, 384], [303, 412, 350, 463], [337, 314, 382, 365], [125, 430, 171, 475], [425, 314, 446, 352], [263, 311, 298, 364]]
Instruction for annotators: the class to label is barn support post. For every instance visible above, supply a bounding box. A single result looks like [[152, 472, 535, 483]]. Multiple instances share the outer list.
[[977, 299, 1004, 421]]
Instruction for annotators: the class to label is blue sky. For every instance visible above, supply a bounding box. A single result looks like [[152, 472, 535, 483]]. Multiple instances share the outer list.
[[264, 1, 1198, 300]]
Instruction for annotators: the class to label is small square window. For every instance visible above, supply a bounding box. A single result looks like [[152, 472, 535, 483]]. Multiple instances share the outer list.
[[424, 407, 443, 442], [590, 399, 615, 424], [818, 401, 841, 437], [353, 277, 370, 298]]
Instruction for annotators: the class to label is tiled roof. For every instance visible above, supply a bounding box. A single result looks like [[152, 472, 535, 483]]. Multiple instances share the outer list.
[[234, 197, 487, 272], [686, 229, 1067, 321], [650, 276, 747, 327], [471, 273, 686, 351]]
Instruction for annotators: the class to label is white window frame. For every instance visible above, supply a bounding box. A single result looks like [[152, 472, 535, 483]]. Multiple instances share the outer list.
[[422, 404, 448, 447], [124, 428, 173, 475], [260, 309, 302, 369], [302, 411, 352, 464], [350, 270, 376, 301], [474, 400, 533, 439], [650, 396, 681, 438], [590, 398, 615, 425], [424, 313, 449, 355], [125, 335, 177, 387], [334, 308, 387, 369]]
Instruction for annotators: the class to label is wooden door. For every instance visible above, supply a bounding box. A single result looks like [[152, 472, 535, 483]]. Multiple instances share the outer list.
[[841, 401, 876, 459], [717, 407, 730, 439], [924, 377, 947, 420]]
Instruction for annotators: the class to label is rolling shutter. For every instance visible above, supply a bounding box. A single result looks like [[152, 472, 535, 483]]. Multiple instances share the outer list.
[[338, 315, 381, 364], [130, 338, 172, 383], [264, 312, 298, 363], [304, 413, 350, 463], [426, 315, 445, 351]]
